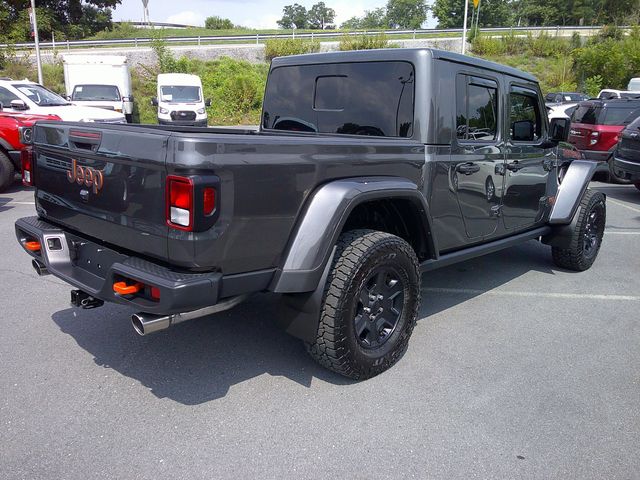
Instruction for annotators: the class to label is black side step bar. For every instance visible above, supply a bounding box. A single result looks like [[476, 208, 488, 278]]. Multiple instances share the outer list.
[[420, 226, 551, 272]]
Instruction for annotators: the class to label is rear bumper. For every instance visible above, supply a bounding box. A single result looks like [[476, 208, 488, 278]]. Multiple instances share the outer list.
[[579, 149, 611, 165], [158, 119, 208, 127], [612, 155, 640, 182], [15, 216, 272, 314]]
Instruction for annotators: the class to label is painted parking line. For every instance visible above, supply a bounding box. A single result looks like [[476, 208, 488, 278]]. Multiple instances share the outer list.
[[607, 198, 640, 214], [0, 201, 35, 205], [422, 287, 640, 302], [605, 231, 640, 235]]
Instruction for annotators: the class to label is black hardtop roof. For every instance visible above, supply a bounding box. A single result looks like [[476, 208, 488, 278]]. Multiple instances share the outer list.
[[577, 98, 640, 108], [271, 48, 538, 83]]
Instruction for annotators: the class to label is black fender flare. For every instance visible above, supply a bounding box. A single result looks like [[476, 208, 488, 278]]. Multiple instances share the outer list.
[[271, 176, 434, 294], [548, 160, 598, 225]]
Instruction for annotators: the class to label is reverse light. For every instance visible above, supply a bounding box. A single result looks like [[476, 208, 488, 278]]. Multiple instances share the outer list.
[[589, 131, 600, 146], [166, 175, 194, 230], [21, 148, 33, 186]]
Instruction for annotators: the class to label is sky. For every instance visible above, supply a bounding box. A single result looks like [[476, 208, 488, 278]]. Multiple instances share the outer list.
[[112, 0, 392, 29]]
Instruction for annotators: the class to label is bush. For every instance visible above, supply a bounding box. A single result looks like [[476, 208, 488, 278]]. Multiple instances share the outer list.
[[584, 75, 603, 98], [264, 38, 320, 62], [338, 33, 393, 51], [205, 16, 234, 30]]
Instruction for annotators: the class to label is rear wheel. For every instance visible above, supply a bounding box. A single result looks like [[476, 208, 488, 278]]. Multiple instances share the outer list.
[[0, 150, 15, 192], [552, 190, 606, 271], [306, 229, 421, 380]]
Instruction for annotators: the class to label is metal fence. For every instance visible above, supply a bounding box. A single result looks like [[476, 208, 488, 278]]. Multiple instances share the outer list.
[[0, 25, 606, 50]]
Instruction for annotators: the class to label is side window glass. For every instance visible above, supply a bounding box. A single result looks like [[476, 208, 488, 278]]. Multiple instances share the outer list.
[[456, 75, 498, 142], [0, 87, 19, 107], [510, 91, 542, 142]]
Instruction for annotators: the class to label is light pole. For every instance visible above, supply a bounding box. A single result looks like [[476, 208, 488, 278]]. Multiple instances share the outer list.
[[461, 0, 470, 54], [30, 0, 43, 84]]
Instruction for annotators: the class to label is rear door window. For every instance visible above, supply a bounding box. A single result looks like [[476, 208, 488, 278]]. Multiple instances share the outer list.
[[263, 61, 415, 137], [603, 107, 640, 125], [455, 75, 499, 142]]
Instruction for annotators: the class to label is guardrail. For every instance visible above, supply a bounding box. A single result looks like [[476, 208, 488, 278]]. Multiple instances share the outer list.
[[0, 25, 606, 50]]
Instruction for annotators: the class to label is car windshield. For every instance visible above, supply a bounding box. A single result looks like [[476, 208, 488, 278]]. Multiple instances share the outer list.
[[72, 85, 120, 101], [15, 83, 70, 106], [160, 85, 200, 103]]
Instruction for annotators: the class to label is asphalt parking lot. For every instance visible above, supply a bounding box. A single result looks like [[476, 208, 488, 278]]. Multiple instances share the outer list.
[[1, 181, 639, 480]]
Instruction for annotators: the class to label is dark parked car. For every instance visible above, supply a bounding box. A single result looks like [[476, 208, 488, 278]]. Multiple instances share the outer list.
[[612, 116, 640, 191], [568, 98, 640, 182], [545, 91, 589, 107], [15, 49, 604, 380]]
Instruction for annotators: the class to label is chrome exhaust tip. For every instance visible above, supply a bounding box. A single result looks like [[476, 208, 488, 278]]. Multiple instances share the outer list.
[[131, 313, 171, 336], [32, 259, 49, 276]]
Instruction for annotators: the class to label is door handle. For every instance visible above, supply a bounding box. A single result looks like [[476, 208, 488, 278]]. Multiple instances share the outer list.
[[506, 161, 523, 172], [456, 162, 481, 175]]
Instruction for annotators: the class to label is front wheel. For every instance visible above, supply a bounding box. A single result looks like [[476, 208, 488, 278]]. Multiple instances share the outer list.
[[306, 229, 421, 380], [552, 190, 606, 271]]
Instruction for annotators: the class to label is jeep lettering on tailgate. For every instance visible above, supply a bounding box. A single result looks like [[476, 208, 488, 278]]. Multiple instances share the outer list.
[[67, 159, 104, 194]]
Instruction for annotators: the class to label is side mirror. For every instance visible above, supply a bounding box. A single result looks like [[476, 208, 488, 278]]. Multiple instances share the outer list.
[[512, 120, 534, 141], [66, 95, 71, 101], [151, 97, 158, 106], [205, 99, 212, 107], [10, 99, 29, 111], [127, 95, 134, 102], [549, 118, 570, 142]]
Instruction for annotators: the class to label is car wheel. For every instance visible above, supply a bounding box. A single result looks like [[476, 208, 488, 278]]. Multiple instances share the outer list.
[[0, 150, 16, 192], [552, 190, 606, 271], [306, 229, 421, 380]]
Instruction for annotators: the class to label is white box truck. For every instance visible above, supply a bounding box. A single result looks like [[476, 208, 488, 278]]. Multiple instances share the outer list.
[[63, 55, 134, 122], [152, 73, 210, 127]]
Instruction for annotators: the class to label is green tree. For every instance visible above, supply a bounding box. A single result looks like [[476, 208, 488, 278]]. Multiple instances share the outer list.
[[205, 16, 234, 30], [308, 2, 336, 29], [362, 8, 388, 28], [385, 0, 428, 29], [0, 0, 119, 41], [433, 0, 514, 28], [341, 16, 363, 29], [277, 3, 309, 29]]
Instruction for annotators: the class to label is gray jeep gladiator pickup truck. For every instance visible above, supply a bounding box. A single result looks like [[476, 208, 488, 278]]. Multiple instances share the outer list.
[[15, 48, 604, 379]]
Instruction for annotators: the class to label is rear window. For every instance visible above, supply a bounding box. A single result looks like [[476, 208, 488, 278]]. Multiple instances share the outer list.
[[572, 105, 640, 125], [262, 61, 415, 137], [72, 85, 120, 101]]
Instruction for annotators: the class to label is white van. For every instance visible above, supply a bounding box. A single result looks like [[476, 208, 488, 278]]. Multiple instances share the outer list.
[[63, 55, 134, 122], [153, 73, 209, 127], [0, 78, 125, 123], [628, 78, 640, 91], [597, 89, 640, 99]]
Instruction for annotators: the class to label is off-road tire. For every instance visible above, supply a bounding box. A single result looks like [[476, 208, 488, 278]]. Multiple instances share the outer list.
[[0, 150, 15, 193], [552, 190, 606, 271], [306, 229, 421, 380]]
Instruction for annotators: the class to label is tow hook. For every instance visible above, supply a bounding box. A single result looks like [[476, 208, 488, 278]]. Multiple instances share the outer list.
[[70, 289, 104, 309]]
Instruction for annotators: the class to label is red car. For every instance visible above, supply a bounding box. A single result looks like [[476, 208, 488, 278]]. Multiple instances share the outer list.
[[0, 110, 61, 192], [568, 98, 640, 183]]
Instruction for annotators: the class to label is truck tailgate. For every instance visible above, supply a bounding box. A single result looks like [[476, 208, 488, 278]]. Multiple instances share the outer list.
[[32, 122, 170, 262]]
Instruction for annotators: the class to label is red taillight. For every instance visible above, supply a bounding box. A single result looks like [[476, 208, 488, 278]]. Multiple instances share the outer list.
[[203, 187, 216, 216], [166, 176, 194, 230], [150, 286, 161, 301], [21, 148, 33, 186]]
